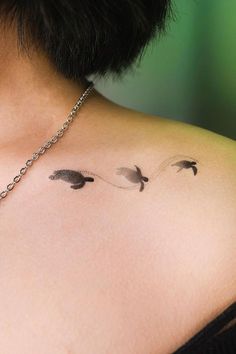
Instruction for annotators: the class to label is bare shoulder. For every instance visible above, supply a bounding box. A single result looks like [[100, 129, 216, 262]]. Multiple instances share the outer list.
[[117, 106, 236, 207], [49, 98, 236, 353], [122, 108, 236, 264], [107, 104, 236, 202], [103, 106, 236, 352], [91, 101, 236, 268]]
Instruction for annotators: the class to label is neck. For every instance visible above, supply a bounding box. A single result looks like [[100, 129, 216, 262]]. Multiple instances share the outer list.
[[0, 25, 98, 153]]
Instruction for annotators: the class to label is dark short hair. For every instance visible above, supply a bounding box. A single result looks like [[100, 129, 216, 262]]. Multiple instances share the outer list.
[[0, 1, 172, 82]]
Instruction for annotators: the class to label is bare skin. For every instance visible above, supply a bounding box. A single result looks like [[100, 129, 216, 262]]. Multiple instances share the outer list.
[[0, 25, 236, 354]]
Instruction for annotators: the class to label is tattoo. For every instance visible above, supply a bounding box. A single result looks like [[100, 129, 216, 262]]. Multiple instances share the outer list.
[[48, 155, 199, 192], [171, 160, 198, 175], [49, 169, 94, 189], [116, 165, 149, 191]]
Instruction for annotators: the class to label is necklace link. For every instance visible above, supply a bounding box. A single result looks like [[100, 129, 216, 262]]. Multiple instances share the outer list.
[[0, 81, 94, 202]]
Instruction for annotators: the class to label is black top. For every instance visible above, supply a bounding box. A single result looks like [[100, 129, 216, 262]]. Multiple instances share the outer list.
[[172, 301, 236, 354]]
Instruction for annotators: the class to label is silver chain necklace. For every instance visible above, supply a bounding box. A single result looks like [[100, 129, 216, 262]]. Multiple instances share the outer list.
[[0, 80, 95, 203]]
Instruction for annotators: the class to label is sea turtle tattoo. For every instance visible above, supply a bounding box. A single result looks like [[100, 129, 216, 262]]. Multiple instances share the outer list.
[[171, 160, 198, 175], [48, 156, 198, 193], [49, 165, 149, 192], [116, 165, 149, 191], [49, 169, 94, 189]]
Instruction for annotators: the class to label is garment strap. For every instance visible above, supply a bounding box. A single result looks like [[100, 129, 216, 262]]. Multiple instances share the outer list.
[[173, 301, 236, 353]]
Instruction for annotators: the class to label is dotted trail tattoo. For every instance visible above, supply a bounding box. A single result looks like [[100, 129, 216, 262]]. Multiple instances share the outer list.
[[49, 155, 199, 192]]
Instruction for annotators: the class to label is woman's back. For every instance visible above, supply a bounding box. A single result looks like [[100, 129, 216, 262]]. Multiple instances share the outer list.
[[1, 94, 235, 353]]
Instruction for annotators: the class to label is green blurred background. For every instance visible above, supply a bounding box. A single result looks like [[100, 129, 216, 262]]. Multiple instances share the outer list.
[[91, 0, 236, 140]]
